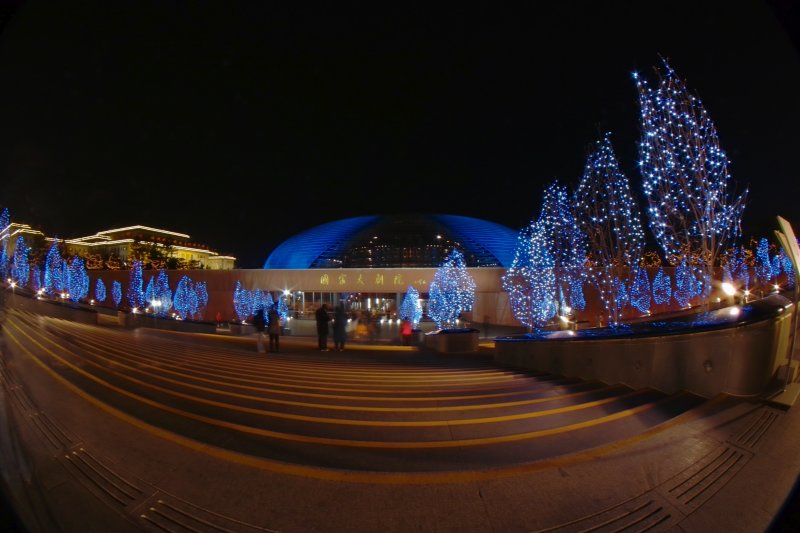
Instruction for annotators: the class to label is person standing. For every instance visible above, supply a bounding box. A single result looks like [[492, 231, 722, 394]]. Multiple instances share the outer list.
[[253, 308, 266, 353], [267, 305, 281, 353], [400, 318, 413, 346], [315, 303, 331, 351], [333, 303, 347, 351]]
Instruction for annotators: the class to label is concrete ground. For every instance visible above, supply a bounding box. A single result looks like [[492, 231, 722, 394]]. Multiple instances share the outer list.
[[1, 307, 800, 532]]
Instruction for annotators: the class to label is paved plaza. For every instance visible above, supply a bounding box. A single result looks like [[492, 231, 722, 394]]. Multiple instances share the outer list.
[[2, 308, 800, 532]]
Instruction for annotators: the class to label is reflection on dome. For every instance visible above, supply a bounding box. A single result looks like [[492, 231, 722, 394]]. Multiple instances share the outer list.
[[263, 214, 518, 269]]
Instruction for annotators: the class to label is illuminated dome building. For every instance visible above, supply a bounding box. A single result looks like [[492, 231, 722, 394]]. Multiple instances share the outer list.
[[264, 214, 517, 269], [254, 214, 519, 325]]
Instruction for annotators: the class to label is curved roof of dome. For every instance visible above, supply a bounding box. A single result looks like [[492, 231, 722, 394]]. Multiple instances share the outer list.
[[263, 214, 518, 269]]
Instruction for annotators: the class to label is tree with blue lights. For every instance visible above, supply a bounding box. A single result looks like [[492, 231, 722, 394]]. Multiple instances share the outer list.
[[126, 260, 145, 309], [174, 275, 194, 319], [723, 246, 750, 292], [145, 275, 155, 305], [153, 269, 172, 317], [771, 253, 783, 283], [251, 289, 273, 317], [0, 246, 8, 279], [428, 249, 476, 329], [67, 256, 89, 302], [399, 286, 423, 327], [276, 293, 289, 323], [196, 281, 209, 317], [95, 278, 107, 303], [673, 258, 697, 308], [502, 220, 556, 331], [112, 280, 123, 307], [31, 264, 42, 293], [0, 208, 9, 278], [652, 267, 672, 305], [11, 237, 30, 287], [783, 248, 795, 288], [233, 281, 252, 322], [755, 237, 771, 289], [44, 241, 63, 295], [630, 267, 651, 313], [635, 61, 746, 295], [574, 133, 645, 325], [538, 180, 587, 314]]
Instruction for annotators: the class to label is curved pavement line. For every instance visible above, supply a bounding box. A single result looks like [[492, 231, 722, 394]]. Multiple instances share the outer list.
[[38, 315, 579, 398], [10, 316, 643, 427], [5, 319, 727, 485], [39, 320, 616, 414], [9, 316, 668, 447], [40, 317, 527, 392]]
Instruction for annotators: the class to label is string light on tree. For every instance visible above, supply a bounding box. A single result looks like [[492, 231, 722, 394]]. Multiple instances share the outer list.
[[771, 252, 783, 284], [31, 264, 42, 293], [539, 180, 587, 315], [783, 248, 795, 288], [196, 281, 209, 317], [574, 132, 645, 325], [173, 275, 194, 319], [95, 278, 107, 303], [630, 268, 652, 313], [11, 237, 30, 287], [755, 237, 771, 289], [126, 260, 145, 309], [399, 286, 423, 327], [233, 281, 252, 322], [674, 259, 694, 308], [44, 241, 63, 295], [112, 280, 123, 307], [652, 267, 672, 305], [0, 207, 9, 279], [427, 249, 476, 329], [145, 275, 155, 306], [154, 269, 172, 317], [502, 220, 556, 331], [67, 256, 89, 302], [635, 60, 746, 300]]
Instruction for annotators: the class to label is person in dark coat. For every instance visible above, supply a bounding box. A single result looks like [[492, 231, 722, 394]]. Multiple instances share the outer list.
[[253, 308, 266, 353], [333, 303, 347, 351], [315, 303, 331, 351], [267, 305, 281, 353]]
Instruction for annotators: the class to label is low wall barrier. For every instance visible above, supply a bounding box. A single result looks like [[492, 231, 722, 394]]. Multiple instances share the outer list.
[[495, 294, 794, 398]]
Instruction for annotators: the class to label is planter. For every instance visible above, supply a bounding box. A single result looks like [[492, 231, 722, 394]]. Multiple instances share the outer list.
[[229, 323, 256, 336], [424, 328, 480, 353], [495, 294, 794, 398]]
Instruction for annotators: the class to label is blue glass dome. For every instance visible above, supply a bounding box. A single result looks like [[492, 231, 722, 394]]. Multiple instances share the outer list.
[[263, 214, 518, 269]]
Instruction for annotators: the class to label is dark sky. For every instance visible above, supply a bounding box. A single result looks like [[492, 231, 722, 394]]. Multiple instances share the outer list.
[[0, 1, 798, 268]]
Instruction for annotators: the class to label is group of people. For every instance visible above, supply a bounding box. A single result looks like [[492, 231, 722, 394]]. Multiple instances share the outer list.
[[253, 305, 281, 353], [254, 303, 416, 353], [315, 303, 347, 351]]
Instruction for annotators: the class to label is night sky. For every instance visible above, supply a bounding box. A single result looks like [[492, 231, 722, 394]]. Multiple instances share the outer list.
[[0, 1, 798, 267]]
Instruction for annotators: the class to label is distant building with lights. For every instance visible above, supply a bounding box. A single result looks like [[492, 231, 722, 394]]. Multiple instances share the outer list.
[[0, 222, 46, 248], [69, 214, 521, 327], [58, 225, 236, 270], [1, 222, 235, 270]]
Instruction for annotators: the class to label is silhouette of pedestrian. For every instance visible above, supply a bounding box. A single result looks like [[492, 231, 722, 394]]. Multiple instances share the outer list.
[[268, 305, 281, 353], [315, 303, 331, 351], [333, 303, 347, 351], [253, 308, 266, 353]]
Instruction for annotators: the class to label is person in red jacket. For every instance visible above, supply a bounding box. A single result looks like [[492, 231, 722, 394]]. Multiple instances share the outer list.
[[400, 318, 413, 346]]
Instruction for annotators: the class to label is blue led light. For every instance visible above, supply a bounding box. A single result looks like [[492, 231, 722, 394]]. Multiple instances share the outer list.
[[428, 249, 476, 329]]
